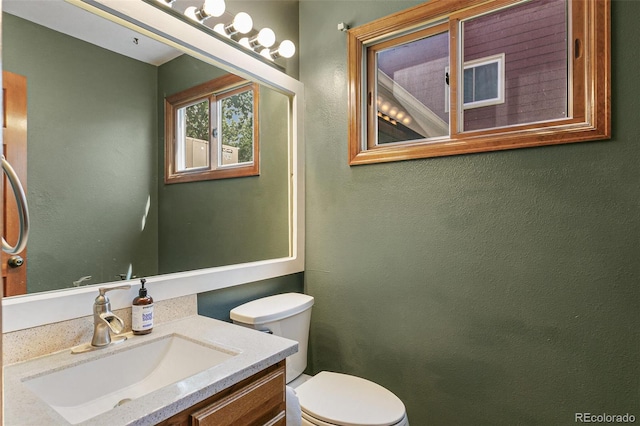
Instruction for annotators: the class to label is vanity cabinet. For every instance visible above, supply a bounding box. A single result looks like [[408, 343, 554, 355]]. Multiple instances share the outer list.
[[157, 361, 286, 426]]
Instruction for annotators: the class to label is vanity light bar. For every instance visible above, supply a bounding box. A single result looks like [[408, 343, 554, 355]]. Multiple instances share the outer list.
[[169, 1, 296, 60], [377, 96, 412, 126]]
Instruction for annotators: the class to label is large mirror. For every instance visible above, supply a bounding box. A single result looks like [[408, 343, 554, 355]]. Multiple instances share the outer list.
[[2, 0, 290, 296], [2, 0, 304, 331]]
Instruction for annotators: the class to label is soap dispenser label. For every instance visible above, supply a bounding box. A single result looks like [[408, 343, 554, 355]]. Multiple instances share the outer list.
[[132, 304, 154, 331]]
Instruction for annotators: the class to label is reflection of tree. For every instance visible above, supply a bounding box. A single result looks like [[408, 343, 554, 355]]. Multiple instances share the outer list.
[[184, 89, 254, 164], [222, 90, 253, 163], [185, 100, 209, 141]]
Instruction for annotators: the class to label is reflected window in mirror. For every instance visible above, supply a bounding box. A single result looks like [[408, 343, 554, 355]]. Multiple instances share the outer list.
[[165, 74, 259, 183], [348, 0, 610, 165]]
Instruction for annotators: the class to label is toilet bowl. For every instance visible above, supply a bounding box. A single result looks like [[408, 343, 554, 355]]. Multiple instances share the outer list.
[[230, 293, 409, 426]]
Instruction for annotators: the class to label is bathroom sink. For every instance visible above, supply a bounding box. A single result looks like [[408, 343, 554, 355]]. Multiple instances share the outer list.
[[22, 334, 237, 425]]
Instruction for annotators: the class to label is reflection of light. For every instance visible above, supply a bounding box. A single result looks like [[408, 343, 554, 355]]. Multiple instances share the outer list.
[[377, 111, 397, 126], [213, 23, 232, 38], [141, 195, 151, 231], [184, 6, 199, 21], [126, 263, 133, 281], [377, 96, 411, 125], [260, 48, 272, 60]]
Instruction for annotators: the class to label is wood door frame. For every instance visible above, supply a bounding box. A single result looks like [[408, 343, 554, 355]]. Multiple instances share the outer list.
[[2, 70, 28, 296]]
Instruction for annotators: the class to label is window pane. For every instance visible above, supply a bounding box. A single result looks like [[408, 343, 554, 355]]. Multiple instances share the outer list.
[[177, 99, 209, 171], [473, 63, 498, 102], [376, 31, 449, 144], [463, 68, 474, 104], [220, 90, 254, 165], [462, 0, 568, 131]]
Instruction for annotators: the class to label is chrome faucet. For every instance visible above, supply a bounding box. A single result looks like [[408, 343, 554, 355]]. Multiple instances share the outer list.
[[91, 285, 131, 348]]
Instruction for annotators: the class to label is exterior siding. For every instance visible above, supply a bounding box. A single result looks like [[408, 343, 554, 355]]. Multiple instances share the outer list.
[[463, 0, 568, 131]]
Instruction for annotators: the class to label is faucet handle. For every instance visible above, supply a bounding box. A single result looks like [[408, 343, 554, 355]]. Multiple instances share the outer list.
[[95, 284, 131, 304]]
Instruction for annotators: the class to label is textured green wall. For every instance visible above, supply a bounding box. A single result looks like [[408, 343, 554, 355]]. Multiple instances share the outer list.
[[3, 14, 158, 292], [300, 1, 639, 425]]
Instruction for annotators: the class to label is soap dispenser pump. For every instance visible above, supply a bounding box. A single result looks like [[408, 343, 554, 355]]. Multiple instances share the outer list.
[[132, 278, 153, 335]]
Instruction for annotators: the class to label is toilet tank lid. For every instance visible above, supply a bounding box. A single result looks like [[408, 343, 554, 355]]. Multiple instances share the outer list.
[[230, 293, 314, 325]]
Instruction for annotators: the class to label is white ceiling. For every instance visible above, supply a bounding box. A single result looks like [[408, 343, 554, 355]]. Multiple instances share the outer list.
[[3, 0, 183, 65]]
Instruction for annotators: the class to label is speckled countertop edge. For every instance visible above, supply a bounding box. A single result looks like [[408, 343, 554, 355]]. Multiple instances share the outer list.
[[4, 315, 298, 426]]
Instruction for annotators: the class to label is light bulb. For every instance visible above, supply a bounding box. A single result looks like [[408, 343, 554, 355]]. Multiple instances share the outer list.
[[214, 23, 229, 38], [260, 48, 273, 60], [256, 28, 276, 48], [389, 107, 398, 117], [233, 12, 253, 34], [396, 111, 405, 120], [380, 102, 390, 112], [202, 0, 225, 18], [184, 6, 199, 21], [239, 37, 251, 49], [276, 40, 295, 58]]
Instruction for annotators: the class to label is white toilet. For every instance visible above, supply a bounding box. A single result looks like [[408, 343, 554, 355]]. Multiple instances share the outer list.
[[230, 293, 410, 426]]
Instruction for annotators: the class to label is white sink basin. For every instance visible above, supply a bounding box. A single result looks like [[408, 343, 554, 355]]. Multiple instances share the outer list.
[[22, 334, 238, 425]]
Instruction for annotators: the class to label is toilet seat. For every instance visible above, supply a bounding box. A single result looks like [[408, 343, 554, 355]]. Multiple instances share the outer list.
[[294, 372, 408, 426], [301, 412, 409, 426]]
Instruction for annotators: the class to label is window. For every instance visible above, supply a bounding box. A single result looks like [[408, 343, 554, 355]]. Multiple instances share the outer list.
[[445, 53, 505, 112], [165, 74, 259, 183], [463, 54, 505, 109], [348, 0, 610, 165]]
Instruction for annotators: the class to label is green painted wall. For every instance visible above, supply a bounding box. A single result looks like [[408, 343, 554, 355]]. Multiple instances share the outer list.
[[3, 14, 158, 292], [300, 1, 639, 425]]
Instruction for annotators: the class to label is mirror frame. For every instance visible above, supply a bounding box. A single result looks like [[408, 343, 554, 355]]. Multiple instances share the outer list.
[[2, 0, 305, 332]]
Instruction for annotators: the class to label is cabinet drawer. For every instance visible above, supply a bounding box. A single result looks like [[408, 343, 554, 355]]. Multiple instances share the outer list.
[[156, 361, 285, 426], [191, 363, 286, 426]]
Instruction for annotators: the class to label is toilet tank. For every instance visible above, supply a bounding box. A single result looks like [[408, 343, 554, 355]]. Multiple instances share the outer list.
[[230, 293, 314, 383]]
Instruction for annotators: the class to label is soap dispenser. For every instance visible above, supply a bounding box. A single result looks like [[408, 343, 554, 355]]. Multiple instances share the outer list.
[[132, 278, 153, 335]]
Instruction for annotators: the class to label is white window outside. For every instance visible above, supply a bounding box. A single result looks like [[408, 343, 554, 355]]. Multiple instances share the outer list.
[[446, 53, 505, 112]]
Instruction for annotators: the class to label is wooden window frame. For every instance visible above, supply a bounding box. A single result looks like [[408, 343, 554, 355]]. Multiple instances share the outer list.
[[165, 73, 260, 183], [347, 0, 611, 166]]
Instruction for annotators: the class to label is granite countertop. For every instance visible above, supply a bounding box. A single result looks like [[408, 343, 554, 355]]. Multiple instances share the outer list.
[[4, 315, 297, 425]]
